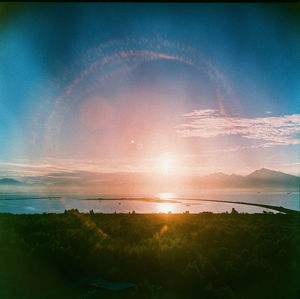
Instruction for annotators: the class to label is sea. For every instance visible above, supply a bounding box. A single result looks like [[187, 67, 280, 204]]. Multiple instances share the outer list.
[[0, 191, 299, 214]]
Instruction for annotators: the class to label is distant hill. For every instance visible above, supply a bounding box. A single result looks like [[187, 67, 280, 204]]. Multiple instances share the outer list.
[[0, 169, 298, 192], [0, 178, 25, 185], [247, 168, 296, 180], [196, 168, 299, 190], [244, 168, 299, 189]]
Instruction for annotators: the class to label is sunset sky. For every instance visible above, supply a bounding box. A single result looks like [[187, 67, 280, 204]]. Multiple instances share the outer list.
[[0, 3, 299, 191]]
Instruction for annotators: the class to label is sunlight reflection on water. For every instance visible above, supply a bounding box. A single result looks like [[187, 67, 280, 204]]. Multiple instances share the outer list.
[[0, 192, 299, 214], [156, 202, 176, 213]]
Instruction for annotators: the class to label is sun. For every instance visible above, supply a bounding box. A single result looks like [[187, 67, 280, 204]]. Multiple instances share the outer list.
[[159, 152, 175, 175]]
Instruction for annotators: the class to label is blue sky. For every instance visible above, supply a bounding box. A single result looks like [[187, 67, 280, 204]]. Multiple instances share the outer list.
[[0, 3, 299, 183]]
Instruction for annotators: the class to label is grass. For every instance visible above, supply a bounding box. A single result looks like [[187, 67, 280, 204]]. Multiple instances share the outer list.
[[0, 211, 299, 298]]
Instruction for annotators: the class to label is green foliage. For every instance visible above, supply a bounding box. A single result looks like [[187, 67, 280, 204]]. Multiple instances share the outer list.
[[0, 212, 299, 298]]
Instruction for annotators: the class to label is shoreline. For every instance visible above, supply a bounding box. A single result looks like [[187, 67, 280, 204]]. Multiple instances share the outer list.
[[80, 197, 300, 215], [0, 197, 299, 215]]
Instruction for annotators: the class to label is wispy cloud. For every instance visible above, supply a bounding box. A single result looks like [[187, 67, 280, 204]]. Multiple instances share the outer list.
[[281, 162, 300, 166], [175, 109, 300, 147], [0, 158, 127, 178], [0, 155, 180, 179]]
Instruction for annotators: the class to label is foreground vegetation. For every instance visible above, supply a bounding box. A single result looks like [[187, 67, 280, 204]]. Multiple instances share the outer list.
[[0, 211, 299, 298]]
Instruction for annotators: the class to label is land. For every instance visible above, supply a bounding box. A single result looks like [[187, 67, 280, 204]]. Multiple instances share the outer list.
[[81, 197, 300, 215], [183, 199, 300, 215], [0, 168, 298, 193], [83, 198, 180, 203], [0, 212, 299, 298], [0, 196, 61, 200]]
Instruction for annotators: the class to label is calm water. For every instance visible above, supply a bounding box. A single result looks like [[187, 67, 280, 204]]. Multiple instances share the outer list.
[[0, 191, 299, 214]]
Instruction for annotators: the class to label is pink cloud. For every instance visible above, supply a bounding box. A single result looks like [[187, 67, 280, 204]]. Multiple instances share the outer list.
[[175, 109, 300, 147]]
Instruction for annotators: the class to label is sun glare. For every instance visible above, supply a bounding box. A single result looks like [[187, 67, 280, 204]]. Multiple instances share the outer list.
[[159, 152, 175, 175]]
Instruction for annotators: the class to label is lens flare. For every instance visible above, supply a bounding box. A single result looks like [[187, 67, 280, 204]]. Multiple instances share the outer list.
[[32, 37, 239, 155]]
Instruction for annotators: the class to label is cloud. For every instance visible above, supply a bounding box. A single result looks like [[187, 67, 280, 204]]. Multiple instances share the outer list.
[[281, 162, 300, 166], [0, 155, 175, 179], [0, 160, 74, 177], [175, 109, 300, 147]]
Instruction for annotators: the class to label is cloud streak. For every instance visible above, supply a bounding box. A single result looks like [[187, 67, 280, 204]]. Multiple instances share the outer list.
[[175, 109, 300, 147]]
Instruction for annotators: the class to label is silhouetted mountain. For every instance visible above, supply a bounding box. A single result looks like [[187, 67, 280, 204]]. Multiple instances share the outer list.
[[0, 178, 25, 185], [205, 172, 228, 179], [196, 168, 299, 190], [247, 168, 295, 179], [0, 169, 298, 192], [244, 168, 299, 189]]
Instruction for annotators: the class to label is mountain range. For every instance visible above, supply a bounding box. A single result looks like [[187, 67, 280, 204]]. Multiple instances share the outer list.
[[196, 168, 299, 190], [0, 168, 299, 192], [0, 178, 26, 185]]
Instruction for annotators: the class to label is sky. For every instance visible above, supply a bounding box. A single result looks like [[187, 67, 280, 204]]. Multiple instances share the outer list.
[[0, 3, 299, 192]]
